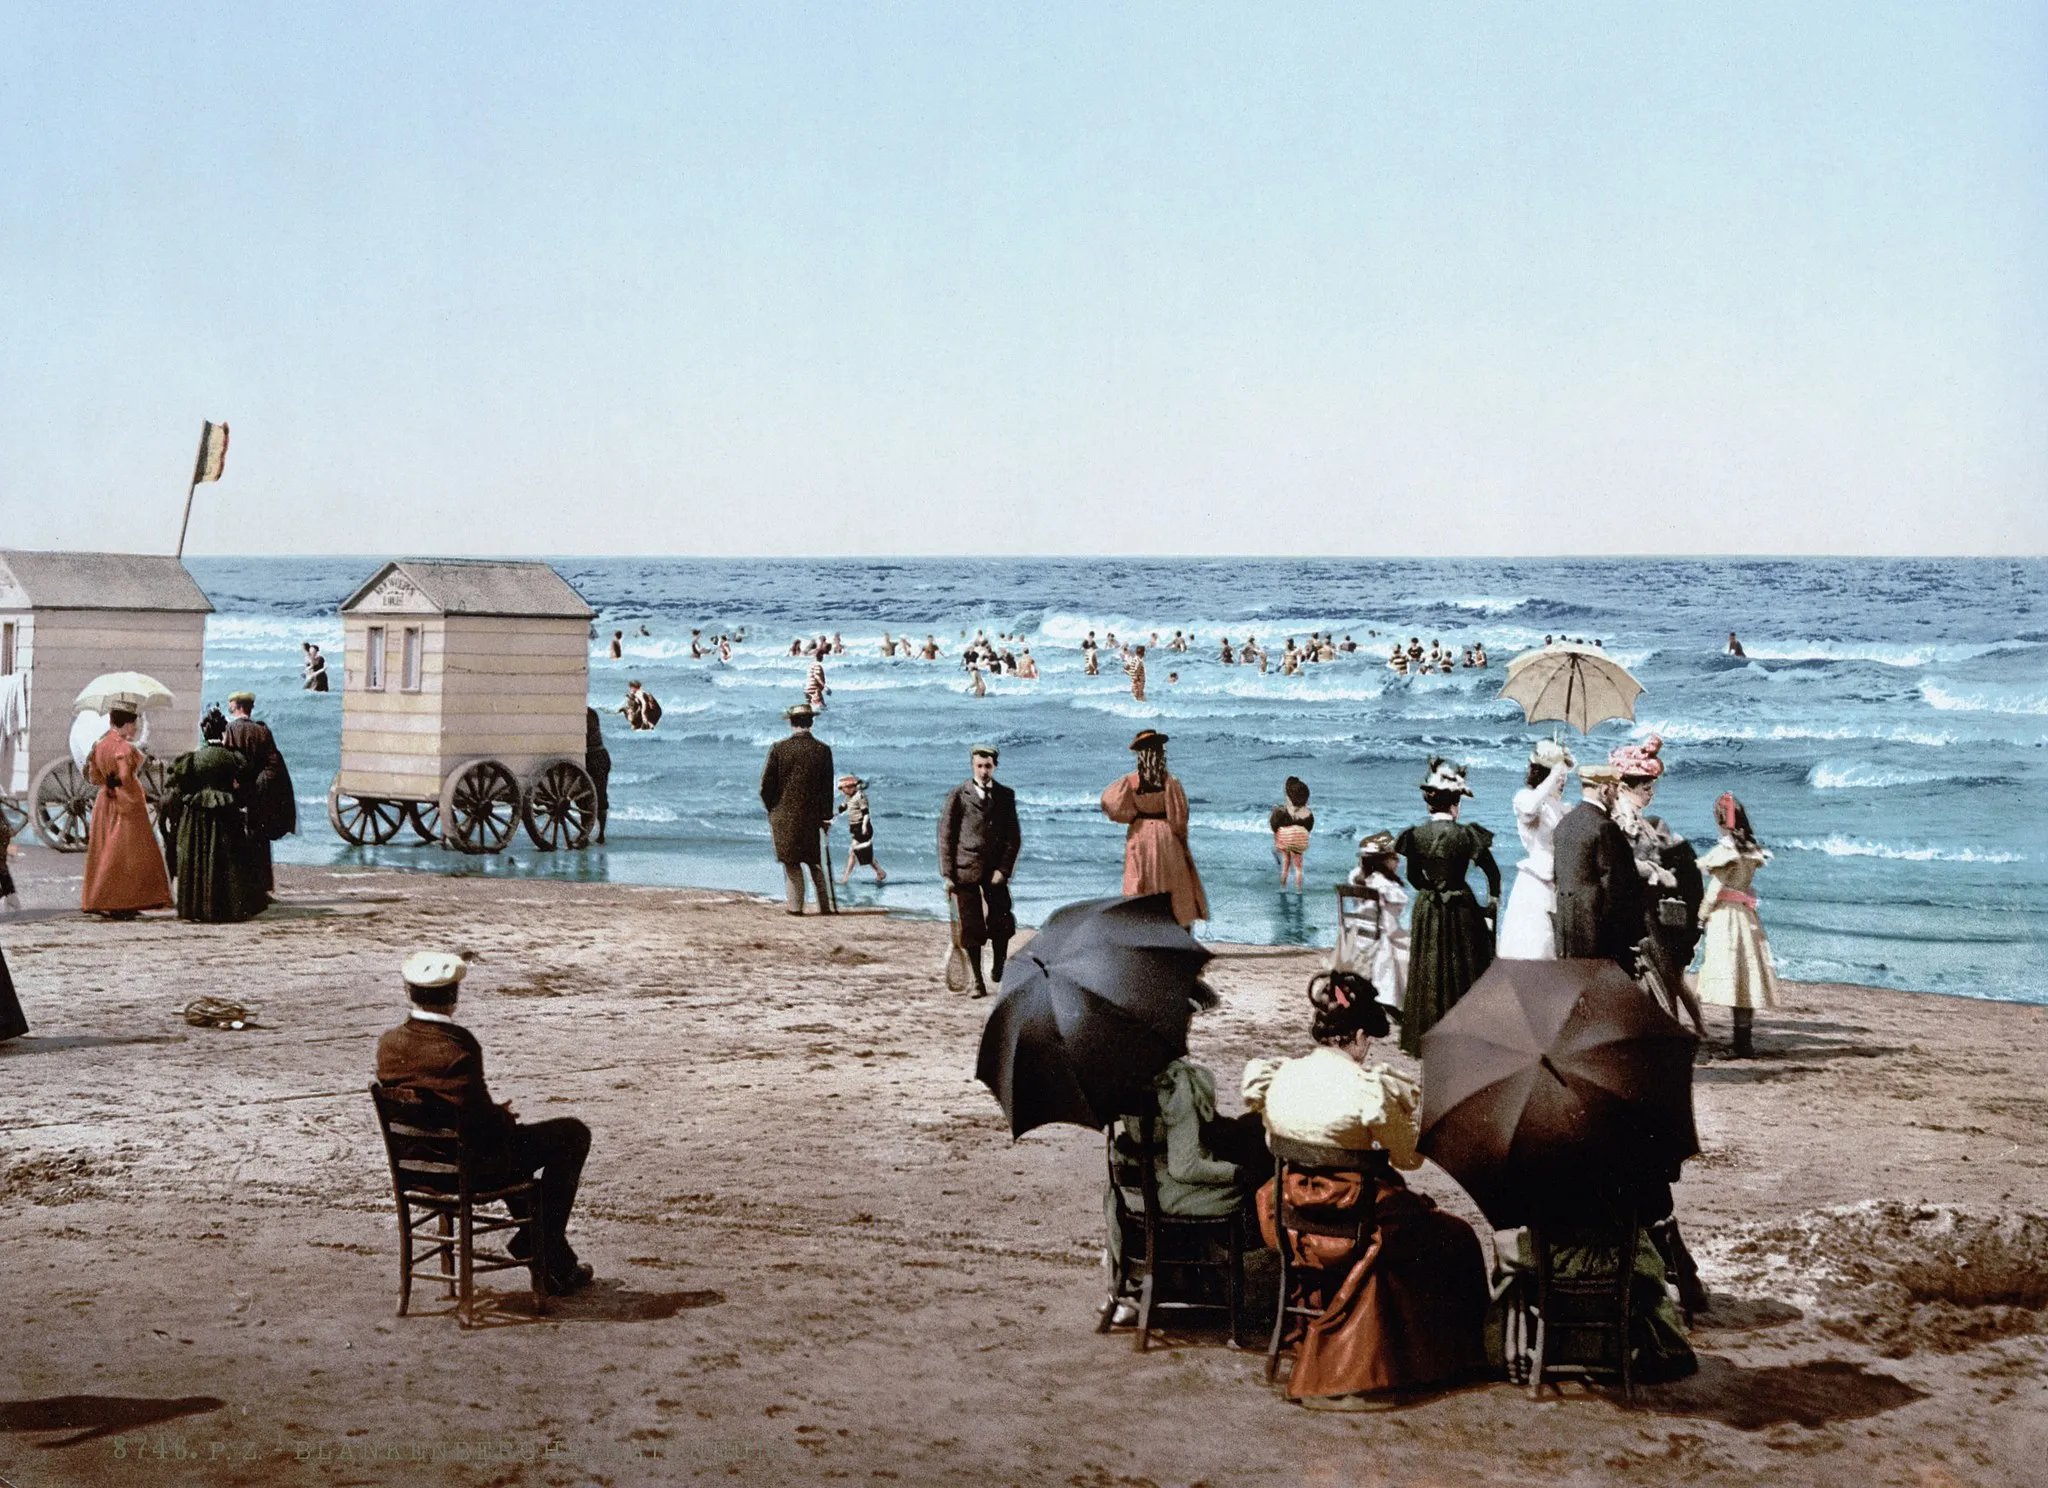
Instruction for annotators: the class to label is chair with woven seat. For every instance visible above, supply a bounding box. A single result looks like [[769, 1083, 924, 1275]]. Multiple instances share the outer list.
[[368, 1081, 548, 1327], [1264, 1134, 1385, 1383], [1097, 1113, 1249, 1352], [1514, 1197, 1641, 1402]]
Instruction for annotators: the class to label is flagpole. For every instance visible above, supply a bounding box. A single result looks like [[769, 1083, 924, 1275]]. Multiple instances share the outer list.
[[174, 425, 208, 559]]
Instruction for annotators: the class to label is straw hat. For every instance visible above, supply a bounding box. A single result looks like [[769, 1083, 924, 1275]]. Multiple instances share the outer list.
[[1577, 760, 1623, 784], [1357, 830, 1397, 856], [784, 703, 815, 723], [402, 951, 468, 993]]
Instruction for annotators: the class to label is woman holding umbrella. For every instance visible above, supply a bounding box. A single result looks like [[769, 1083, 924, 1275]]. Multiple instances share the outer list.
[[82, 706, 171, 918], [1394, 759, 1500, 1057]]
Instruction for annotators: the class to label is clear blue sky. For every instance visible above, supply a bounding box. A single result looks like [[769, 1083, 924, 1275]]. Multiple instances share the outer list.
[[3, 2, 2043, 556]]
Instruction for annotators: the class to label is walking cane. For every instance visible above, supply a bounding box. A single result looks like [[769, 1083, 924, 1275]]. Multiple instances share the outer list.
[[818, 825, 838, 914]]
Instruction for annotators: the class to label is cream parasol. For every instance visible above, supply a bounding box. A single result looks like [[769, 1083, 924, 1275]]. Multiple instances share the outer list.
[[73, 672, 176, 715], [1499, 644, 1643, 734]]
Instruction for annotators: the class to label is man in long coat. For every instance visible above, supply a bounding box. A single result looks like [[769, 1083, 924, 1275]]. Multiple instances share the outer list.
[[1550, 761, 1645, 970], [224, 692, 295, 895], [760, 704, 835, 914], [938, 745, 1021, 996]]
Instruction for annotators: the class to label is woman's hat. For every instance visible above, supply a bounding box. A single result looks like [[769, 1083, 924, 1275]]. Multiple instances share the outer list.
[[1419, 756, 1473, 796], [837, 774, 862, 790], [1129, 729, 1168, 751], [1609, 734, 1666, 780], [1357, 830, 1397, 856], [1530, 738, 1575, 770]]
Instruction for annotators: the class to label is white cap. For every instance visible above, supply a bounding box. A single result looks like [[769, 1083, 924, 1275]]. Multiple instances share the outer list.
[[402, 951, 469, 993]]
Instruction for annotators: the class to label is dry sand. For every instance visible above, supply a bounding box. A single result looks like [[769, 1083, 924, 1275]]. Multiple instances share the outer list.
[[2, 844, 2045, 1488]]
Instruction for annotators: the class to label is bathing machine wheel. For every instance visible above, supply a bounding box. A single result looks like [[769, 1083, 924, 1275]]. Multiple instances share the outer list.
[[520, 759, 597, 851], [326, 778, 407, 846], [440, 759, 520, 855]]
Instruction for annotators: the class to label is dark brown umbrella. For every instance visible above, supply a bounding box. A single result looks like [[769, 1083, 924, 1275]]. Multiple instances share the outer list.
[[1417, 958, 1698, 1228]]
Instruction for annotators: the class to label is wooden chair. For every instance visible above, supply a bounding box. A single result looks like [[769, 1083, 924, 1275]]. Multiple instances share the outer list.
[[1097, 1113, 1248, 1352], [368, 1081, 547, 1327], [1520, 1197, 1640, 1402], [1264, 1134, 1385, 1383]]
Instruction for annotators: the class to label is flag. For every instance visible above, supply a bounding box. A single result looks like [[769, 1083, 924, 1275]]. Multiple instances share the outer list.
[[192, 421, 229, 484]]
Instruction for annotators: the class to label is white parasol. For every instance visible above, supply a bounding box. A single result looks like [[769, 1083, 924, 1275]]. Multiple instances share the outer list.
[[1498, 644, 1643, 734], [73, 672, 176, 715]]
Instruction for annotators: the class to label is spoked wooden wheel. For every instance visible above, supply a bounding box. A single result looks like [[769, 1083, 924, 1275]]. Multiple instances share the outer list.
[[405, 800, 441, 845], [29, 758, 94, 851], [327, 778, 406, 846], [521, 759, 596, 851], [440, 760, 520, 855]]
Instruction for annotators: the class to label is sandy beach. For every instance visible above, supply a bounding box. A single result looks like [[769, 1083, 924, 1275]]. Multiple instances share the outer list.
[[3, 843, 2045, 1488]]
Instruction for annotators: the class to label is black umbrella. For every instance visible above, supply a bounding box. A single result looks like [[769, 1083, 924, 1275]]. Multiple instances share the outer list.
[[1417, 958, 1698, 1229], [975, 895, 1213, 1138]]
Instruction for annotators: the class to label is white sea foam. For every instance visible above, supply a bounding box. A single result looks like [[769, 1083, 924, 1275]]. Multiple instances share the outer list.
[[1782, 835, 2023, 864], [1805, 761, 1957, 791], [1635, 719, 1963, 748], [1919, 682, 2048, 716]]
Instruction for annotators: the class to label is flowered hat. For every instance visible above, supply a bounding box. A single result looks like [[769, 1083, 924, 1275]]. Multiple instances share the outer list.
[[1419, 756, 1473, 797], [1609, 734, 1666, 780]]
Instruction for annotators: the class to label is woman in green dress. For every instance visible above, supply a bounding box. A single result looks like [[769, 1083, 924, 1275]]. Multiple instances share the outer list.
[[1394, 757, 1500, 1057], [159, 708, 266, 923]]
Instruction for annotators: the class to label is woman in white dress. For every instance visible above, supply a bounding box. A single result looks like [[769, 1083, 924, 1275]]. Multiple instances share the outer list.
[[1340, 832, 1410, 1013], [1695, 793, 1779, 1057], [1496, 739, 1574, 959]]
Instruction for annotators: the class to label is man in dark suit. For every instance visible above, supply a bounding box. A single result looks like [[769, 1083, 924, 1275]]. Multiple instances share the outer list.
[[938, 745, 1021, 996], [374, 951, 593, 1295], [223, 691, 295, 896], [1550, 761, 1646, 971], [760, 704, 836, 914]]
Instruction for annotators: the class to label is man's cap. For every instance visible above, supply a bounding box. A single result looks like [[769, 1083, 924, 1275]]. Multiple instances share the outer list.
[[970, 744, 999, 762], [227, 691, 256, 708], [1577, 761, 1623, 784], [837, 773, 863, 788], [1129, 729, 1168, 751], [402, 951, 468, 993], [785, 703, 815, 722]]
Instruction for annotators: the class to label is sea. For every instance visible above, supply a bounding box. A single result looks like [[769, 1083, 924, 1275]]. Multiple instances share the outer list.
[[183, 557, 2047, 1007]]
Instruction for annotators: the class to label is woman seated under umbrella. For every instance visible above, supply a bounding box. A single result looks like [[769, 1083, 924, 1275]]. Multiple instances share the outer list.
[[1242, 971, 1489, 1409]]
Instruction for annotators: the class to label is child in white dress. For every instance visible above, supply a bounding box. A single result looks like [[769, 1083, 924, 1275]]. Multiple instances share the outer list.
[[1340, 832, 1411, 1014], [1696, 793, 1779, 1057]]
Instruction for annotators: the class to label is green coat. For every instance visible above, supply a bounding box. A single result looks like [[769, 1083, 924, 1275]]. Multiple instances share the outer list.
[[1395, 817, 1501, 1057], [160, 745, 266, 923]]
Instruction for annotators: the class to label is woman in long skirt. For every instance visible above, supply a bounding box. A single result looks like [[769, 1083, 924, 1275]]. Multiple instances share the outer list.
[[1393, 758, 1499, 1057], [1496, 739, 1573, 959], [159, 708, 265, 923], [1101, 729, 1208, 928], [1695, 793, 1779, 1057], [81, 709, 172, 918]]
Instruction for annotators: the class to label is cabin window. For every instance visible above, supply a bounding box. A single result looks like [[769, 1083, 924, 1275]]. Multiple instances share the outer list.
[[365, 626, 386, 690], [401, 626, 423, 691], [1, 622, 13, 676]]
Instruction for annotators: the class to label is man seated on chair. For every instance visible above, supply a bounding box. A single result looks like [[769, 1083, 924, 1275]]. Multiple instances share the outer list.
[[374, 951, 595, 1296]]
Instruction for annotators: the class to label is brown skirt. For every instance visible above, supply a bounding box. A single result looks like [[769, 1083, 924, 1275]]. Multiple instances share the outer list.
[[1258, 1168, 1489, 1397]]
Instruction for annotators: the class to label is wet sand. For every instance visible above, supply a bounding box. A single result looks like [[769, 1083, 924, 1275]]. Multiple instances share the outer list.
[[2, 845, 2045, 1487]]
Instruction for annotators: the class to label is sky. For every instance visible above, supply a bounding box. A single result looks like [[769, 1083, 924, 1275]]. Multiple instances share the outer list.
[[2, 2, 2044, 557]]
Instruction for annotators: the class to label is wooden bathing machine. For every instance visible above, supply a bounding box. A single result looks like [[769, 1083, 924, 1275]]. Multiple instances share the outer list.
[[330, 559, 599, 853], [0, 550, 212, 849]]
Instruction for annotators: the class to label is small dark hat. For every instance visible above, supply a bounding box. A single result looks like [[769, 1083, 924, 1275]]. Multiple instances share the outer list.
[[1128, 729, 1169, 751]]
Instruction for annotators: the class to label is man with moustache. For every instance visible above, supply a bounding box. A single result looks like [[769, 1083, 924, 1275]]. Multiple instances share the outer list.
[[938, 746, 1020, 997]]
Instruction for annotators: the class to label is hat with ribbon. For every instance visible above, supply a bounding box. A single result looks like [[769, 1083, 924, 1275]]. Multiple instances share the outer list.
[[1357, 830, 1397, 856], [402, 951, 469, 994], [1419, 756, 1474, 797], [785, 703, 815, 723]]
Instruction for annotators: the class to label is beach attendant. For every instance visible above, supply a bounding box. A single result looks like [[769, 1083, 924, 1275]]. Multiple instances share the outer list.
[[1393, 758, 1499, 1057], [1269, 776, 1314, 890], [1101, 729, 1207, 929], [1696, 793, 1780, 1057], [1496, 739, 1574, 959], [81, 707, 172, 918]]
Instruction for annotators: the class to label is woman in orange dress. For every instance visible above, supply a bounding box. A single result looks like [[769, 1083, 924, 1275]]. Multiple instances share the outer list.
[[1100, 729, 1208, 928], [81, 709, 171, 917]]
